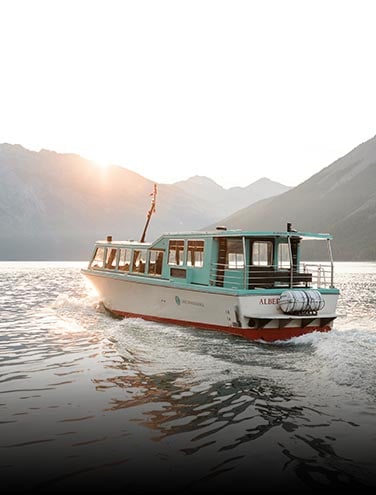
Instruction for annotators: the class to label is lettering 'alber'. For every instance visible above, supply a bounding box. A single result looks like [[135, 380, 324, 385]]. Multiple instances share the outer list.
[[259, 297, 280, 305]]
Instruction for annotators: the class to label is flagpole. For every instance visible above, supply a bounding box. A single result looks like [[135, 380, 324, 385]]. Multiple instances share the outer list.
[[140, 184, 157, 243]]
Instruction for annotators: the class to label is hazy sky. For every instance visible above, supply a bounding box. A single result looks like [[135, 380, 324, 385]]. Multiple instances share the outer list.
[[1, 0, 376, 188]]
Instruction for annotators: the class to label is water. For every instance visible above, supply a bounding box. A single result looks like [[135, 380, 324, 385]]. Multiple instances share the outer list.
[[1, 262, 376, 493]]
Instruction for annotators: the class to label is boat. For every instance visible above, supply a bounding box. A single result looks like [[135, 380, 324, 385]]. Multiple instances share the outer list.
[[81, 186, 340, 342]]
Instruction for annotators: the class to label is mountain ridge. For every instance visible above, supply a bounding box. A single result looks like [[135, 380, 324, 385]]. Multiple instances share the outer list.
[[2, 136, 376, 261], [212, 134, 376, 260], [0, 144, 289, 260], [173, 175, 291, 218]]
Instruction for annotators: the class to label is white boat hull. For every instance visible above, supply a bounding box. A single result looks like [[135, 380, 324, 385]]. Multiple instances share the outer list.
[[83, 270, 339, 342]]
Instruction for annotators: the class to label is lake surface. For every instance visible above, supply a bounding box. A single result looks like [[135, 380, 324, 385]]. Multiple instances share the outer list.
[[1, 262, 376, 493]]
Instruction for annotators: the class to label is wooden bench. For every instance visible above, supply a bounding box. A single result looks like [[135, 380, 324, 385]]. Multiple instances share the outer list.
[[248, 267, 312, 288]]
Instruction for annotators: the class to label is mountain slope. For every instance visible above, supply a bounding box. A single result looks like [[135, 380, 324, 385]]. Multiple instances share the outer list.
[[173, 175, 291, 218], [214, 134, 376, 260]]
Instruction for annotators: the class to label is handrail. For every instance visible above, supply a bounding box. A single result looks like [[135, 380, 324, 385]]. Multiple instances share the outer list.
[[209, 262, 333, 289]]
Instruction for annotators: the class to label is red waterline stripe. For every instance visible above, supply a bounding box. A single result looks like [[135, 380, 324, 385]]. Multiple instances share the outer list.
[[108, 308, 331, 342]]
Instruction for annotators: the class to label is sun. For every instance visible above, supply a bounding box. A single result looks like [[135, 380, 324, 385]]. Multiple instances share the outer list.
[[92, 159, 110, 170]]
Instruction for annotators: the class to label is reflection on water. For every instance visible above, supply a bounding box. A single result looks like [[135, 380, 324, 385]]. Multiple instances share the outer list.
[[1, 262, 376, 492]]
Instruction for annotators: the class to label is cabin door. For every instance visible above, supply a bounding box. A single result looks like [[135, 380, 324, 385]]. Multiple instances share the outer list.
[[248, 239, 275, 288]]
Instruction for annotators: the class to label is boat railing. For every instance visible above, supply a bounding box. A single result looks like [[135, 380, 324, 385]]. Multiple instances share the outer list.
[[209, 262, 246, 289], [209, 262, 334, 289], [301, 263, 333, 288]]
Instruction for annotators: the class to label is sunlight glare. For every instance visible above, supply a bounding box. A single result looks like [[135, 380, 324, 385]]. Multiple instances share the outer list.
[[92, 159, 110, 170], [83, 276, 100, 298]]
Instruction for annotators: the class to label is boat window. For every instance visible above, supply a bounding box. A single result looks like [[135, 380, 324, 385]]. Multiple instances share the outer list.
[[278, 243, 290, 269], [252, 241, 273, 266], [226, 239, 244, 269], [168, 240, 184, 266], [132, 249, 147, 273], [148, 250, 164, 276], [105, 248, 117, 269], [187, 240, 204, 267], [90, 247, 105, 269], [118, 248, 131, 272]]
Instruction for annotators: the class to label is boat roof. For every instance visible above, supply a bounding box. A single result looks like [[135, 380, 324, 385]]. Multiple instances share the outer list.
[[155, 229, 332, 240], [95, 228, 332, 246]]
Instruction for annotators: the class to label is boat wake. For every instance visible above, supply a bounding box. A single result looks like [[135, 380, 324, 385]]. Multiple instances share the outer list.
[[49, 287, 376, 407], [52, 292, 101, 312]]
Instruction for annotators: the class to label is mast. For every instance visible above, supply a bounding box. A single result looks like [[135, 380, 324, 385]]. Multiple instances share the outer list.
[[140, 184, 157, 243]]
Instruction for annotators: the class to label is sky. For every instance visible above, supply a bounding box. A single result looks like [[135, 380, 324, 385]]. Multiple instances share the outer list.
[[1, 0, 376, 189]]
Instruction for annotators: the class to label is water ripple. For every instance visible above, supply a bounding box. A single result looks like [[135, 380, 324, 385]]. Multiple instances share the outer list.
[[1, 262, 376, 492]]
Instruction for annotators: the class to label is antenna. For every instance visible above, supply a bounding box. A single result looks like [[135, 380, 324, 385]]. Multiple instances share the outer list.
[[140, 184, 157, 243]]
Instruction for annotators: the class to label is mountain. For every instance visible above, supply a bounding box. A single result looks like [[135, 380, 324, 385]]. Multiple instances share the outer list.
[[173, 175, 291, 218], [0, 145, 207, 260], [0, 144, 289, 260], [213, 134, 376, 260]]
